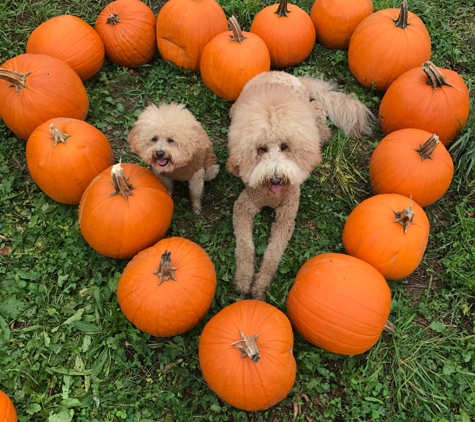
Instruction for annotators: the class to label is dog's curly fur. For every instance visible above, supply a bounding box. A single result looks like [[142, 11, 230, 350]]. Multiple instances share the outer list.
[[227, 71, 373, 300], [128, 102, 219, 214]]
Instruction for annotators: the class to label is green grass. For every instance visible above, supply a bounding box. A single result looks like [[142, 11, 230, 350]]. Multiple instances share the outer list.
[[1, 0, 475, 421]]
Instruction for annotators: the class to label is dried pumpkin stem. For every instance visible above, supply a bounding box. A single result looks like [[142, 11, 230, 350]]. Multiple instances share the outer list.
[[422, 61, 453, 91], [393, 0, 409, 29], [228, 16, 246, 43], [231, 331, 260, 362], [415, 134, 439, 161], [384, 320, 395, 334], [393, 196, 415, 234], [154, 250, 178, 285], [0, 68, 29, 94], [49, 124, 71, 146], [106, 13, 121, 26], [275, 0, 290, 17], [110, 162, 133, 200]]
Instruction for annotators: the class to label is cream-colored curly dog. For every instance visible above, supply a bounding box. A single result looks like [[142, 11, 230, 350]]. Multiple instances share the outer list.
[[128, 102, 219, 214], [227, 71, 373, 300]]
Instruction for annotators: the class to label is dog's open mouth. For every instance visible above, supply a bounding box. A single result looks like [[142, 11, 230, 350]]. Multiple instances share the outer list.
[[270, 184, 282, 193], [157, 158, 169, 167], [269, 176, 283, 193]]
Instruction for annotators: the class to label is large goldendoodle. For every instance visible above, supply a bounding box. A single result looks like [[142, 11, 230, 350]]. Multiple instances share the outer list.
[[128, 102, 219, 214], [227, 71, 373, 300]]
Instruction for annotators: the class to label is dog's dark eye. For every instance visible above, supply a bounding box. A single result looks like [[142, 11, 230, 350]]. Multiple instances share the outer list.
[[167, 138, 174, 143], [151, 136, 158, 142], [258, 146, 267, 154], [280, 143, 288, 151]]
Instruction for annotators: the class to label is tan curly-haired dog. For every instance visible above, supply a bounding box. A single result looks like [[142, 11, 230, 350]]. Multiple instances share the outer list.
[[128, 103, 219, 214], [227, 71, 373, 300]]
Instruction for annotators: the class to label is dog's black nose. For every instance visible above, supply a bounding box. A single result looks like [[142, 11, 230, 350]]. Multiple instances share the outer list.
[[155, 150, 166, 158], [270, 176, 281, 185]]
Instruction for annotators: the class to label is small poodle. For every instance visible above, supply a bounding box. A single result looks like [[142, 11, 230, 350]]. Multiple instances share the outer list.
[[227, 71, 373, 300], [128, 103, 219, 214]]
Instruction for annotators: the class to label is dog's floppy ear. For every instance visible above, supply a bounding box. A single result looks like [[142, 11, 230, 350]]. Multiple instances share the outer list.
[[127, 126, 141, 153]]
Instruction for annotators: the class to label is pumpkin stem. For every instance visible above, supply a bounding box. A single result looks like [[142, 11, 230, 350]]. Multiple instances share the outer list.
[[393, 0, 410, 29], [110, 162, 133, 201], [393, 196, 415, 234], [228, 16, 246, 43], [154, 250, 178, 285], [0, 68, 29, 94], [384, 320, 395, 334], [422, 61, 454, 92], [106, 13, 121, 26], [275, 0, 290, 17], [231, 331, 260, 362], [415, 134, 439, 161], [49, 124, 71, 146]]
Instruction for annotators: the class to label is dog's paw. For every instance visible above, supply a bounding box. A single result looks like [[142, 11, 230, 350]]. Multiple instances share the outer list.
[[250, 286, 267, 301], [233, 271, 253, 295]]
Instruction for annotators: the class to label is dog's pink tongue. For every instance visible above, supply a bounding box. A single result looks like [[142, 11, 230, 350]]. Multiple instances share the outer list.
[[271, 184, 282, 193], [158, 158, 168, 166]]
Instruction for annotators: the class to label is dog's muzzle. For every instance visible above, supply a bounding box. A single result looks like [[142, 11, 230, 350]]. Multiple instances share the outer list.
[[270, 176, 282, 193], [155, 150, 169, 166]]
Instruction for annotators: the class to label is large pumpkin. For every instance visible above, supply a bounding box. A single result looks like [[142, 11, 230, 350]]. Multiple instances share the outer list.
[[200, 16, 271, 102], [342, 193, 430, 280], [310, 0, 373, 50], [199, 300, 296, 411], [378, 61, 470, 146], [117, 237, 216, 337], [348, 0, 431, 91], [26, 118, 114, 205], [0, 390, 17, 422], [286, 252, 391, 355], [0, 53, 89, 141], [95, 0, 156, 68], [78, 162, 174, 260], [369, 129, 454, 207], [156, 0, 227, 72], [26, 14, 105, 81], [250, 0, 316, 68]]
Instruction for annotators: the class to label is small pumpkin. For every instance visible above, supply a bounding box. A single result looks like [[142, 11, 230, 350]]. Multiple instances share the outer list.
[[95, 0, 156, 68], [310, 0, 373, 50], [378, 61, 470, 146], [0, 53, 89, 141], [156, 0, 228, 72], [369, 129, 454, 207], [26, 118, 114, 205], [26, 14, 105, 81], [117, 237, 216, 337], [348, 0, 431, 91], [286, 252, 392, 355], [199, 300, 296, 411], [0, 390, 17, 422], [200, 16, 271, 102], [342, 193, 430, 280], [250, 0, 316, 68], [78, 162, 174, 260]]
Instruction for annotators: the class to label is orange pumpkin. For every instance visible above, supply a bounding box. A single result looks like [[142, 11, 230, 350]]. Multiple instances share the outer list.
[[156, 0, 228, 72], [0, 53, 89, 141], [369, 129, 454, 207], [117, 237, 216, 337], [199, 300, 296, 411], [0, 390, 17, 422], [200, 16, 271, 102], [26, 118, 114, 205], [26, 14, 105, 81], [378, 61, 470, 146], [78, 162, 174, 260], [310, 0, 373, 50], [348, 0, 431, 91], [250, 0, 316, 68], [95, 0, 156, 68], [342, 193, 430, 280], [286, 252, 391, 355]]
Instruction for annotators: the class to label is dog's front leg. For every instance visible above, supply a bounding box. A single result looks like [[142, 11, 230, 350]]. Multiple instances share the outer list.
[[188, 169, 205, 214], [251, 189, 300, 301], [233, 190, 260, 295], [157, 174, 174, 195]]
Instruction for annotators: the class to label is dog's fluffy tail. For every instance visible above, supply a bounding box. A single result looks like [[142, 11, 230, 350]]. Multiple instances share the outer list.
[[298, 76, 374, 138]]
